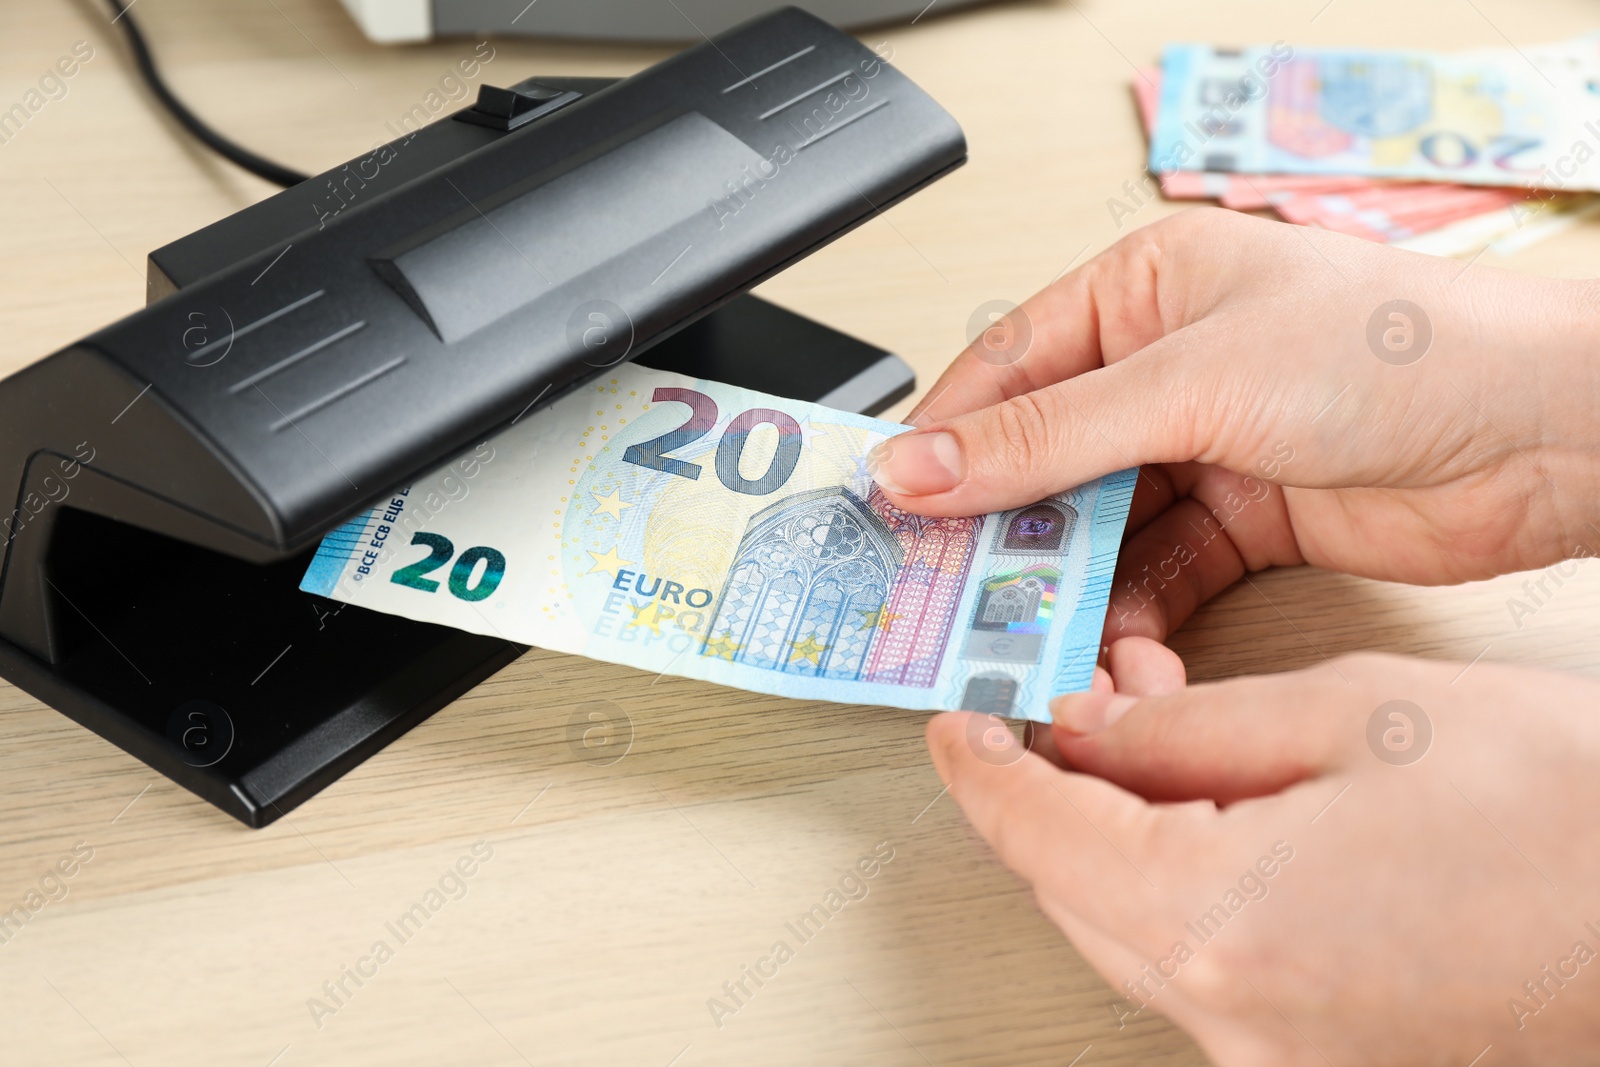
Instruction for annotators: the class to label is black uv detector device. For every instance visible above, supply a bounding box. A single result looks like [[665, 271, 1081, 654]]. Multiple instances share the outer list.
[[0, 8, 965, 826]]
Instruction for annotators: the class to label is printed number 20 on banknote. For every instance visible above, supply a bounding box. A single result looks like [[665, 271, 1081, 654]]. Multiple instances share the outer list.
[[301, 365, 1135, 723]]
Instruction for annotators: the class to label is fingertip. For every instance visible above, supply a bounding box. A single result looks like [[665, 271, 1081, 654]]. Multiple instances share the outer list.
[[1025, 714, 1066, 767], [868, 431, 965, 497], [1050, 690, 1137, 737], [1106, 636, 1187, 696], [924, 711, 970, 782], [1091, 665, 1115, 693]]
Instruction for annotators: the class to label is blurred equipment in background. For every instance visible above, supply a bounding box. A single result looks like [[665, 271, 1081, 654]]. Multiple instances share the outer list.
[[337, 0, 990, 42]]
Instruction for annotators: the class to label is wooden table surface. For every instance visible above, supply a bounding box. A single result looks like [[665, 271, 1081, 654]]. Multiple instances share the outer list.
[[4, 1, 1600, 1063]]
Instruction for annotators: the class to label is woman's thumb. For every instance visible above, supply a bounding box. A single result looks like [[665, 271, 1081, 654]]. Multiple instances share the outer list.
[[870, 349, 1197, 516]]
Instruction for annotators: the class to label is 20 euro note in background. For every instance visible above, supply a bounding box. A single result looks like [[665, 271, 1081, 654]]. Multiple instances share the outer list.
[[300, 364, 1135, 723], [1150, 41, 1600, 190]]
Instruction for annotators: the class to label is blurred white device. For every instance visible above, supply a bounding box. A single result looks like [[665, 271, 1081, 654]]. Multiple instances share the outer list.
[[337, 0, 988, 42]]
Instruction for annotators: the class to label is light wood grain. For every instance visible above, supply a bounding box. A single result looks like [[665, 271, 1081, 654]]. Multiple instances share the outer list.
[[3, 1, 1598, 1064]]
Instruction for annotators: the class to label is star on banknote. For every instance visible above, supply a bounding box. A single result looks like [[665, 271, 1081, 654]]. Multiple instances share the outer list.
[[586, 545, 630, 578], [590, 488, 633, 520]]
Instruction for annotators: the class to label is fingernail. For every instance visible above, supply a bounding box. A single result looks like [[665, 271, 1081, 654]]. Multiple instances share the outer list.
[[1050, 692, 1136, 735], [867, 432, 965, 496]]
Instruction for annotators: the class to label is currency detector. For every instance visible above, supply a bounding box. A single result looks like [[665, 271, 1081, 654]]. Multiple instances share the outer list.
[[0, 7, 965, 826]]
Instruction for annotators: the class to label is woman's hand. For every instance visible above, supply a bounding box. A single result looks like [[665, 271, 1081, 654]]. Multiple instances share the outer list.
[[869, 209, 1600, 682], [927, 655, 1600, 1066]]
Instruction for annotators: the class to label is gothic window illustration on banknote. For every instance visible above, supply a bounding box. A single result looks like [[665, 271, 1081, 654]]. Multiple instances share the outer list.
[[702, 486, 980, 684], [1317, 57, 1433, 139]]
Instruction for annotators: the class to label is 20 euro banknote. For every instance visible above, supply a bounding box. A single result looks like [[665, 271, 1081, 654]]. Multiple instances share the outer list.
[[1151, 42, 1600, 191], [300, 364, 1135, 722]]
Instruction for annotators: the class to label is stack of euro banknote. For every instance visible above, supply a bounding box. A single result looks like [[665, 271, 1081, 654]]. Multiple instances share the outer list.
[[1137, 37, 1600, 255]]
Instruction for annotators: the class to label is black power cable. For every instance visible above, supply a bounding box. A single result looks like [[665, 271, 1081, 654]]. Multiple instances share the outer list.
[[104, 0, 310, 187]]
